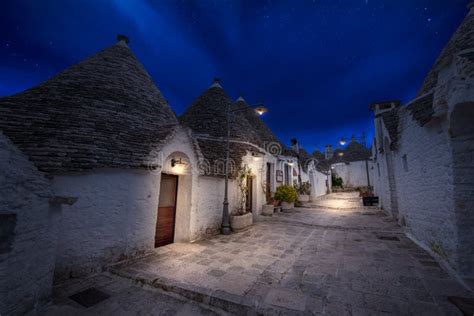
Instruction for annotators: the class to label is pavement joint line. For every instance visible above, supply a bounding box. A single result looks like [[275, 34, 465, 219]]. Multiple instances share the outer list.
[[259, 218, 399, 233]]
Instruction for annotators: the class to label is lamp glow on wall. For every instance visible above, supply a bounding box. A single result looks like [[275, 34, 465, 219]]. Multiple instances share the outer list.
[[171, 158, 187, 174], [252, 152, 262, 161]]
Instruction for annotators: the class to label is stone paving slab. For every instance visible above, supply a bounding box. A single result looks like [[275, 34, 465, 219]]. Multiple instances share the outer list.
[[43, 273, 222, 315], [108, 193, 473, 315], [46, 193, 473, 315]]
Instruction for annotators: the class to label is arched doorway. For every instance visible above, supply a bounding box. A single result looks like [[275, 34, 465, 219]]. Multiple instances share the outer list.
[[384, 137, 399, 219], [450, 102, 474, 278], [155, 152, 193, 247]]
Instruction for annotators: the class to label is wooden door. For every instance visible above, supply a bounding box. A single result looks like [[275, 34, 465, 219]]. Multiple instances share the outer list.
[[245, 176, 253, 213], [155, 174, 178, 247]]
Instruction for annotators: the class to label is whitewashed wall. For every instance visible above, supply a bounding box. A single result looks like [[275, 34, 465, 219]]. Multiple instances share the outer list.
[[331, 160, 371, 188], [372, 96, 472, 277], [393, 110, 457, 269], [0, 133, 59, 315], [311, 170, 329, 198], [51, 127, 199, 281], [372, 121, 396, 216]]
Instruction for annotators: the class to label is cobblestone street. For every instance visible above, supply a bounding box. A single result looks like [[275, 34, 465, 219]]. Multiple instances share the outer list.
[[47, 193, 472, 315]]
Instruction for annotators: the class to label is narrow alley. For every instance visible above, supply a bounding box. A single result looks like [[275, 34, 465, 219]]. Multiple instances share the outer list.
[[47, 193, 472, 315]]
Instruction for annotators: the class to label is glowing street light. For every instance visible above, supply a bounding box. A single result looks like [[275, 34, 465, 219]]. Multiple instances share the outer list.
[[255, 106, 268, 116], [339, 138, 346, 146]]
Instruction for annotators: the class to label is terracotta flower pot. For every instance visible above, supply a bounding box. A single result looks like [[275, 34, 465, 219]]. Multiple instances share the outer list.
[[230, 212, 253, 231]]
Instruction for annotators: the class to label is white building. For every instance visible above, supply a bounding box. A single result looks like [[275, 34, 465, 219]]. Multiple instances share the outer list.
[[0, 36, 330, 313], [371, 4, 474, 284], [329, 140, 372, 189]]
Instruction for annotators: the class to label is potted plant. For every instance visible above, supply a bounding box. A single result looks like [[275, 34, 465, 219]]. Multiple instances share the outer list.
[[331, 173, 344, 192], [295, 181, 311, 202], [261, 181, 274, 216], [230, 165, 253, 231], [274, 185, 297, 211], [360, 186, 379, 206]]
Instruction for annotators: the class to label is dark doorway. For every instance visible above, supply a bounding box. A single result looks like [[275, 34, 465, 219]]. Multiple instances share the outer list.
[[266, 163, 272, 197], [245, 176, 254, 213], [155, 174, 178, 247]]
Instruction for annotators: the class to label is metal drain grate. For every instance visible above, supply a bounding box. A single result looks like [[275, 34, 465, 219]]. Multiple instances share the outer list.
[[69, 287, 110, 308], [377, 236, 400, 241]]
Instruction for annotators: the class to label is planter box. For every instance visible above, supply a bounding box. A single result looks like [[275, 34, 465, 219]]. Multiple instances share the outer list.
[[230, 212, 253, 231], [262, 204, 274, 216], [281, 202, 294, 211], [362, 196, 379, 206], [298, 195, 310, 202]]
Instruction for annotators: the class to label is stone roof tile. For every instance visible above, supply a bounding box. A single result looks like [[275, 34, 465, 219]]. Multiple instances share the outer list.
[[418, 6, 474, 95], [0, 40, 178, 173], [406, 93, 435, 126]]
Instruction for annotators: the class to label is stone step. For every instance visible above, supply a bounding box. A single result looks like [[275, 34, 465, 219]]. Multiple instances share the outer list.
[[108, 266, 307, 315]]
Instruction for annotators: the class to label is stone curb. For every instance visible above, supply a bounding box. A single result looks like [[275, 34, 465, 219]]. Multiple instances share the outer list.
[[108, 266, 308, 315], [108, 266, 256, 314]]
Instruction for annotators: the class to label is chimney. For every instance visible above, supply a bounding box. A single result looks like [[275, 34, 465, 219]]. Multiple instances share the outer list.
[[291, 138, 299, 153], [325, 145, 333, 160], [370, 100, 400, 116], [117, 34, 129, 44]]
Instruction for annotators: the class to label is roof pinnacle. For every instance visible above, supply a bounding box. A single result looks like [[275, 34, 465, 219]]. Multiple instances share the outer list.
[[117, 34, 129, 44], [210, 77, 222, 88]]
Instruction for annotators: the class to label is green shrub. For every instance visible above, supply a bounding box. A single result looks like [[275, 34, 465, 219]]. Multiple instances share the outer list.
[[274, 185, 298, 203], [331, 173, 344, 188]]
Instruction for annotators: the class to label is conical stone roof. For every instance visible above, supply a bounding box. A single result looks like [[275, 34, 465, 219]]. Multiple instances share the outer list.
[[179, 83, 264, 176], [418, 4, 474, 96], [180, 81, 261, 145], [233, 96, 293, 156], [0, 37, 178, 173]]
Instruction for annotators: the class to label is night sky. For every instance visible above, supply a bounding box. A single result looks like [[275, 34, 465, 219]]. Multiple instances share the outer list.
[[0, 0, 470, 153]]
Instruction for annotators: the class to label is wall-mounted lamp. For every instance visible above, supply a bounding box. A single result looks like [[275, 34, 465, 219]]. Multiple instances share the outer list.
[[251, 152, 262, 161], [171, 158, 185, 168], [338, 152, 344, 157], [288, 161, 294, 167]]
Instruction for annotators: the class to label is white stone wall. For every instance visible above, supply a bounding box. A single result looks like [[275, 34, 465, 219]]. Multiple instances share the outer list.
[[52, 169, 160, 281], [331, 160, 371, 188], [373, 106, 459, 273], [310, 170, 329, 197], [191, 176, 239, 240], [51, 127, 200, 281], [0, 133, 59, 315], [372, 121, 396, 216], [394, 110, 457, 268]]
